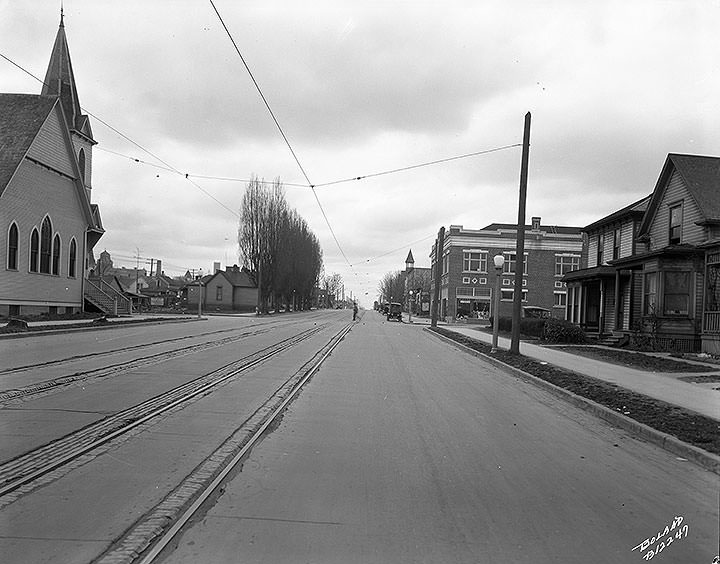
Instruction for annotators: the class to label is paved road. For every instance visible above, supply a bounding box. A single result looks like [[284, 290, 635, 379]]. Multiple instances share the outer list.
[[164, 312, 718, 564], [0, 311, 352, 564]]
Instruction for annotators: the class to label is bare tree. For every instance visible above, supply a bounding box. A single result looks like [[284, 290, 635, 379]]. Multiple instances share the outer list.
[[378, 271, 406, 304], [238, 176, 323, 313]]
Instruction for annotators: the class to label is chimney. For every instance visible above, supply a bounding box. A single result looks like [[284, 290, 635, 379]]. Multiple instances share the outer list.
[[155, 260, 162, 277], [214, 261, 221, 274], [531, 217, 541, 231]]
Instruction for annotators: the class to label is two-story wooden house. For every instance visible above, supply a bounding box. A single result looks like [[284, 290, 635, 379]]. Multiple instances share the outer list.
[[563, 195, 650, 336], [565, 153, 720, 353]]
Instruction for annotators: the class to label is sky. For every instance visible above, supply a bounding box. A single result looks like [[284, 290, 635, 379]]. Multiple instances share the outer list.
[[1, 1, 718, 308]]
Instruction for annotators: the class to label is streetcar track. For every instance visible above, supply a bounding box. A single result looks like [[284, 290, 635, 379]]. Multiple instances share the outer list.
[[0, 324, 330, 501], [0, 316, 312, 375], [95, 321, 354, 564], [0, 327, 272, 405]]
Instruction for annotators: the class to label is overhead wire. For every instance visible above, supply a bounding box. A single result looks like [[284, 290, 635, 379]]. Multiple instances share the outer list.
[[208, 0, 351, 266], [0, 51, 241, 219], [3, 22, 523, 279]]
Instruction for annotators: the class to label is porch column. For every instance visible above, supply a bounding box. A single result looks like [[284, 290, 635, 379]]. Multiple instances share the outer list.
[[598, 281, 605, 337], [613, 270, 621, 332]]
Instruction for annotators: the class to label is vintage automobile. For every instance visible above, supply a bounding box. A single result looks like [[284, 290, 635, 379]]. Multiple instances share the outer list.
[[386, 302, 403, 322]]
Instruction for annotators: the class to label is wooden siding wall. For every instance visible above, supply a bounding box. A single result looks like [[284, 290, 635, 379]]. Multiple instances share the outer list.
[[587, 236, 598, 267], [204, 277, 233, 309], [586, 217, 636, 268], [233, 287, 258, 310], [648, 170, 705, 250], [0, 160, 86, 306], [27, 108, 75, 178]]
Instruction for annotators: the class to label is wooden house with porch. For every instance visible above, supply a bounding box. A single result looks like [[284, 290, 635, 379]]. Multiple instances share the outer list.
[[564, 153, 720, 353]]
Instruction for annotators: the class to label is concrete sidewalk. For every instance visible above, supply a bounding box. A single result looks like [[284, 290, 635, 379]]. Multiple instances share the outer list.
[[439, 324, 720, 422]]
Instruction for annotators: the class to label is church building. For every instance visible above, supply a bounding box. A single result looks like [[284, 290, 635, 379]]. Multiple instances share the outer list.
[[0, 15, 103, 317]]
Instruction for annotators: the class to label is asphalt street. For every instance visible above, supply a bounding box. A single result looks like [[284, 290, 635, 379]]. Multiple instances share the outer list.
[[162, 312, 719, 564]]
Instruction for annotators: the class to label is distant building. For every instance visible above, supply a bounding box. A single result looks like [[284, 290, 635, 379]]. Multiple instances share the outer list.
[[0, 15, 104, 317], [186, 265, 258, 313], [430, 219, 583, 321], [404, 249, 432, 316]]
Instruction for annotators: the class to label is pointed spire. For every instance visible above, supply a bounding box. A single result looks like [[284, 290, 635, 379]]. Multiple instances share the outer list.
[[41, 12, 82, 130], [405, 250, 415, 264]]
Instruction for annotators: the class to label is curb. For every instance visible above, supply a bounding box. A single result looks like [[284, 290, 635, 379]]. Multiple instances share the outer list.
[[426, 328, 720, 475], [0, 316, 202, 340]]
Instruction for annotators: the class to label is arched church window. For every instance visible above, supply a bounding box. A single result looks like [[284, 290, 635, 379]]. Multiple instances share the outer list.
[[69, 239, 77, 278], [78, 148, 86, 184], [7, 223, 18, 270], [30, 229, 39, 272], [52, 233, 61, 275], [40, 216, 52, 274]]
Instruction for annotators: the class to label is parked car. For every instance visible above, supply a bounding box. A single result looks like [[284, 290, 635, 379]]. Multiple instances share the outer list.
[[522, 306, 551, 318], [387, 302, 402, 322]]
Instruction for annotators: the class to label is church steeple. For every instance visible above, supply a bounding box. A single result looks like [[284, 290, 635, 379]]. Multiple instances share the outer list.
[[405, 250, 415, 272], [41, 12, 83, 132]]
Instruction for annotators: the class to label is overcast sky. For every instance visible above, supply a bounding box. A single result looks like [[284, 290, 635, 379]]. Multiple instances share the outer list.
[[2, 1, 718, 307]]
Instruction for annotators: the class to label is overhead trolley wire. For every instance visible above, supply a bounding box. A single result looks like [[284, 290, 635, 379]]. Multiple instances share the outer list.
[[313, 144, 523, 188], [209, 0, 351, 266], [0, 51, 241, 219]]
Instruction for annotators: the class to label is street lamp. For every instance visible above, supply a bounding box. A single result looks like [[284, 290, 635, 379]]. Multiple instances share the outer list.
[[491, 254, 505, 352], [408, 290, 414, 323]]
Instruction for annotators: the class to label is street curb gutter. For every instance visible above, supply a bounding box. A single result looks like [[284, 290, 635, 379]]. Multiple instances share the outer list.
[[0, 317, 202, 340], [426, 328, 720, 476]]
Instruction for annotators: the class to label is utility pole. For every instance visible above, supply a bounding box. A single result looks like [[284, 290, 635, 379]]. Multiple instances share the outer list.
[[134, 247, 141, 294], [430, 226, 445, 328], [510, 112, 531, 354]]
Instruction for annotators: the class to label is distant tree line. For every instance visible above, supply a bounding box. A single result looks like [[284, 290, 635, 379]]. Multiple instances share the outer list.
[[238, 177, 323, 313], [377, 271, 407, 305]]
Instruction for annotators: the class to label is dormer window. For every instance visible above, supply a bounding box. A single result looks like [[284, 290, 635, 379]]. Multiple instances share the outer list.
[[669, 203, 682, 245]]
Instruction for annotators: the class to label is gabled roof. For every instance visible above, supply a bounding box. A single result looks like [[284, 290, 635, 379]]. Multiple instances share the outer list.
[[0, 94, 57, 197], [208, 267, 256, 288], [639, 153, 720, 236], [583, 195, 651, 232]]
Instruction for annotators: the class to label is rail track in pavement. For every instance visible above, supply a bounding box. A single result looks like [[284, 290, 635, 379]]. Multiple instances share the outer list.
[[0, 322, 333, 504]]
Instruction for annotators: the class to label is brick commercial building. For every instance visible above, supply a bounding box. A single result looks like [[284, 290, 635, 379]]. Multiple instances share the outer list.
[[430, 218, 583, 321]]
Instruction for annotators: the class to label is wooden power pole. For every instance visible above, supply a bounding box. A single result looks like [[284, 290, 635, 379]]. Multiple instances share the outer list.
[[510, 112, 531, 354]]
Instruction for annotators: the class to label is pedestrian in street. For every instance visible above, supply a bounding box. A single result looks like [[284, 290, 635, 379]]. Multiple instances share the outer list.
[[353, 302, 358, 321]]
